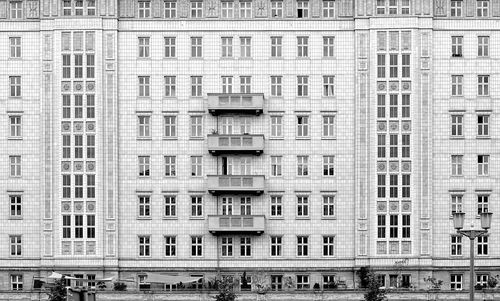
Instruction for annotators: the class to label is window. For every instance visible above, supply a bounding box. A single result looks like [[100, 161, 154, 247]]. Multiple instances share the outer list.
[[10, 275, 23, 290], [450, 0, 462, 16], [323, 76, 335, 96], [270, 236, 282, 256], [190, 0, 202, 18], [191, 76, 202, 96], [322, 195, 335, 217], [191, 37, 202, 58], [221, 237, 233, 257], [296, 275, 310, 289], [137, 116, 151, 138], [75, 0, 83, 15], [9, 195, 22, 217], [138, 196, 151, 218], [478, 36, 489, 57], [165, 236, 176, 256], [187, 116, 203, 138], [222, 76, 233, 93], [239, 0, 252, 18], [138, 156, 150, 177], [63, 0, 71, 15], [297, 116, 309, 138], [221, 37, 233, 58], [377, 54, 385, 78], [297, 196, 309, 217], [87, 0, 96, 15], [323, 116, 335, 138], [478, 75, 489, 96], [297, 0, 309, 17], [62, 55, 71, 79], [240, 197, 251, 215], [164, 37, 176, 57], [9, 37, 21, 58], [74, 54, 83, 78], [389, 54, 398, 78], [191, 196, 203, 217], [75, 135, 83, 159], [87, 215, 95, 238], [377, 95, 386, 118], [86, 95, 95, 118], [451, 195, 463, 214], [389, 95, 398, 118], [191, 236, 203, 256], [477, 274, 489, 287], [221, 197, 233, 215], [164, 196, 177, 217], [138, 275, 150, 291], [377, 135, 386, 158], [271, 275, 283, 291], [297, 156, 309, 176], [271, 0, 283, 17], [451, 36, 463, 57], [478, 155, 489, 176], [451, 235, 462, 256], [62, 215, 71, 238], [451, 155, 463, 176], [221, 0, 234, 18], [401, 174, 410, 198], [376, 0, 385, 14], [270, 196, 283, 217], [401, 0, 410, 14], [323, 36, 335, 57], [297, 76, 309, 96], [240, 76, 251, 93], [190, 156, 202, 177], [297, 236, 309, 256], [164, 76, 176, 97], [62, 136, 71, 160], [10, 1, 22, 18], [323, 156, 335, 176], [323, 275, 336, 290], [271, 36, 282, 57], [87, 135, 96, 160], [477, 0, 489, 17], [9, 156, 21, 177], [297, 36, 309, 57], [138, 1, 151, 17], [9, 116, 22, 138], [74, 95, 83, 118], [451, 75, 463, 96], [389, 215, 398, 238], [10, 236, 21, 256], [477, 115, 489, 137], [270, 76, 282, 97], [138, 236, 151, 257], [62, 175, 71, 199], [75, 215, 83, 237], [323, 0, 334, 17], [451, 115, 463, 137], [87, 174, 95, 198], [478, 195, 489, 214], [9, 76, 21, 97], [240, 37, 251, 58], [164, 156, 176, 177], [451, 274, 462, 290], [138, 37, 150, 58], [389, 134, 398, 158], [138, 76, 150, 97], [323, 236, 335, 256], [402, 95, 410, 118], [271, 156, 282, 176], [270, 116, 283, 138], [401, 54, 410, 77], [164, 0, 176, 18], [402, 214, 410, 238]]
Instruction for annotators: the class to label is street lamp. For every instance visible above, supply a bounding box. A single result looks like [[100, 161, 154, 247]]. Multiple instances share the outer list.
[[452, 211, 493, 301]]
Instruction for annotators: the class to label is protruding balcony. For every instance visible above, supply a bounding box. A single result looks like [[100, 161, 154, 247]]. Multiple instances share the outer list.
[[208, 215, 266, 235], [207, 175, 265, 195], [207, 134, 264, 155], [208, 93, 264, 116]]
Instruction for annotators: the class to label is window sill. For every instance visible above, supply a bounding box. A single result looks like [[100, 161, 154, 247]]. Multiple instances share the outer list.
[[189, 217, 205, 220], [8, 216, 23, 220], [162, 217, 178, 220], [7, 137, 23, 140], [268, 217, 284, 220], [238, 57, 253, 60], [269, 57, 284, 60], [476, 136, 491, 140], [8, 57, 22, 60], [295, 217, 310, 220], [137, 57, 152, 60], [449, 136, 465, 140], [137, 137, 152, 141], [137, 217, 152, 220], [450, 56, 464, 59], [450, 175, 464, 178], [321, 137, 337, 140], [162, 97, 178, 100], [296, 137, 311, 140], [477, 95, 490, 98], [269, 137, 284, 140], [189, 137, 205, 141], [137, 176, 151, 179], [296, 57, 311, 60], [162, 137, 178, 140], [163, 176, 177, 178], [321, 216, 336, 220], [137, 97, 152, 100], [163, 57, 177, 60]]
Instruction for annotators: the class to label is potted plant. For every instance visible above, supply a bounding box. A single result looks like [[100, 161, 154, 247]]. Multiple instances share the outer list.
[[488, 275, 499, 289], [112, 282, 127, 291], [423, 276, 443, 290]]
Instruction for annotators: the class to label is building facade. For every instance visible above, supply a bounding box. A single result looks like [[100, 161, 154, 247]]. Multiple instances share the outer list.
[[0, 0, 499, 293]]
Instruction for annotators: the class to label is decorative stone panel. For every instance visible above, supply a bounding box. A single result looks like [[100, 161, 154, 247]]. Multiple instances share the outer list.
[[377, 121, 387, 132], [87, 202, 96, 212], [377, 201, 387, 212], [61, 122, 71, 132], [86, 161, 96, 172], [402, 201, 412, 212], [377, 161, 387, 172], [86, 122, 96, 132], [389, 201, 399, 212], [74, 161, 84, 172], [62, 202, 71, 212], [402, 161, 411, 172], [389, 161, 399, 172], [74, 202, 84, 213], [61, 161, 71, 172], [377, 81, 387, 91], [402, 121, 411, 131], [389, 121, 399, 132], [74, 122, 84, 132]]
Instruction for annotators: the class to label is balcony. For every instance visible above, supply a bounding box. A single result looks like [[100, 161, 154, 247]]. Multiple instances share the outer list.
[[207, 175, 265, 195], [207, 134, 264, 155], [208, 93, 264, 115], [208, 215, 265, 235]]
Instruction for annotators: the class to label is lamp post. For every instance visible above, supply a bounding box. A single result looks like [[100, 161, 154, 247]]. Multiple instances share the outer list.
[[452, 211, 493, 301]]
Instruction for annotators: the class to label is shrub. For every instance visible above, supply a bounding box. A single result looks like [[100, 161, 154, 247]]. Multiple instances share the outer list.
[[213, 277, 237, 301], [113, 282, 127, 291], [357, 267, 371, 289], [364, 272, 387, 301], [47, 278, 67, 301]]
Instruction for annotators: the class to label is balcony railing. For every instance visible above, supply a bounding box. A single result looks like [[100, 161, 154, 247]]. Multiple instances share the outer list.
[[208, 215, 265, 235], [207, 134, 264, 155], [208, 93, 264, 115], [207, 175, 265, 195]]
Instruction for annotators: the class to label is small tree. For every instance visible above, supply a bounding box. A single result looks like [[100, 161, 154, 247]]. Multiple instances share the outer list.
[[357, 266, 371, 289], [364, 272, 387, 301], [47, 278, 67, 301], [213, 276, 237, 301]]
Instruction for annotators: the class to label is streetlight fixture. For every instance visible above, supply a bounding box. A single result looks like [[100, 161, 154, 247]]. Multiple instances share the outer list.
[[452, 211, 493, 301]]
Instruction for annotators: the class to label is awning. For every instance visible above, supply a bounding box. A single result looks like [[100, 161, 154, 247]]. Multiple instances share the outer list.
[[145, 273, 202, 285], [48, 272, 79, 280]]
